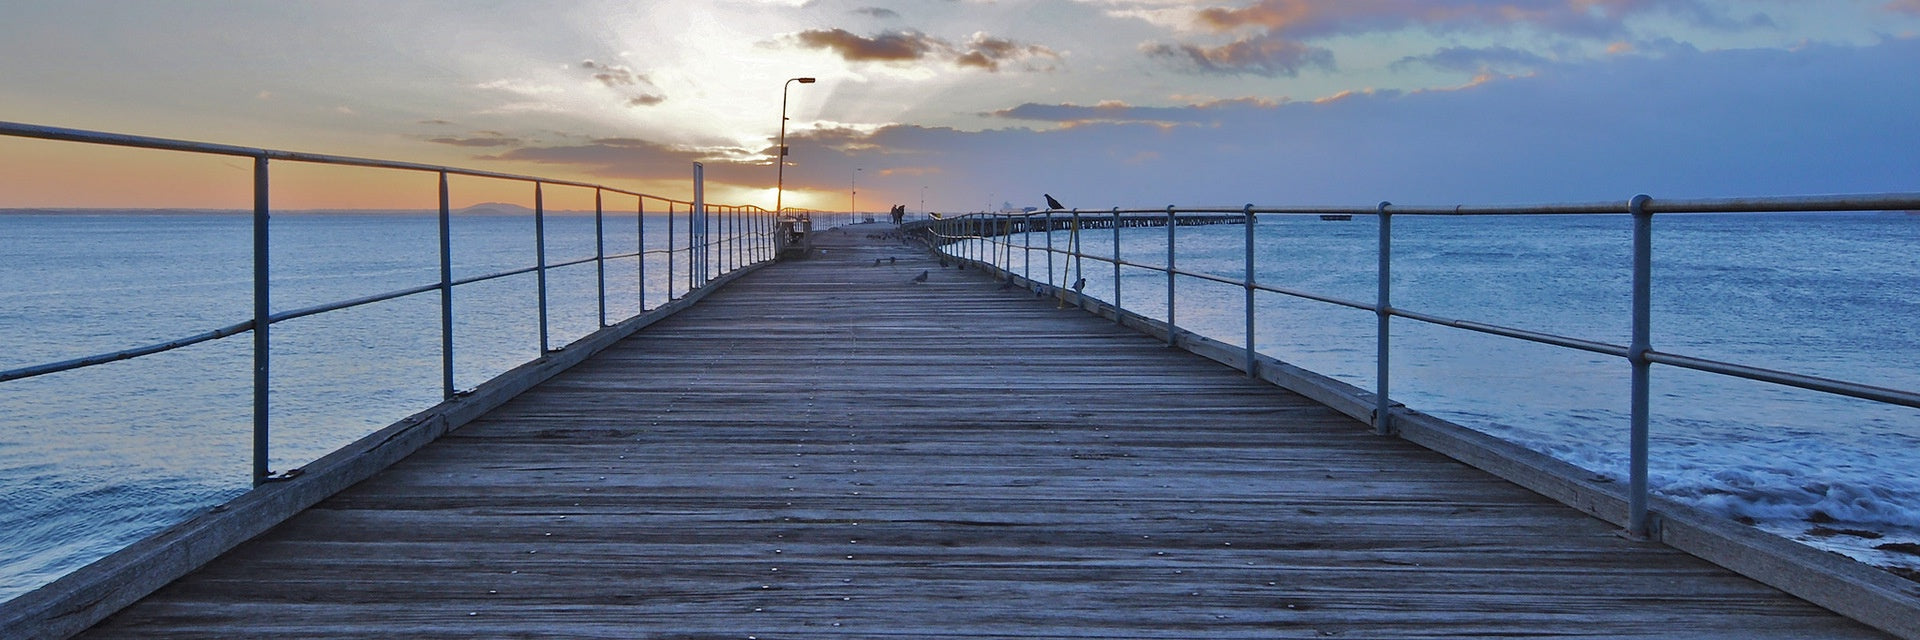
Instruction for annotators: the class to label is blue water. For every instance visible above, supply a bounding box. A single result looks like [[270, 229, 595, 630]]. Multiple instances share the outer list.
[[973, 211, 1920, 572], [0, 210, 756, 603], [1, 211, 1916, 605]]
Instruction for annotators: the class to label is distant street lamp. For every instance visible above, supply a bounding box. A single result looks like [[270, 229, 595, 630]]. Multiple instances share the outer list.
[[851, 167, 863, 224], [776, 77, 816, 219]]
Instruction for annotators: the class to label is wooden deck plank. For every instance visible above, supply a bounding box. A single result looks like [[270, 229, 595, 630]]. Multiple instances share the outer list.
[[76, 225, 1888, 639]]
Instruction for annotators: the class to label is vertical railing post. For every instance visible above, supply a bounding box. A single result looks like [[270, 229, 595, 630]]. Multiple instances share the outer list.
[[1628, 194, 1655, 539], [645, 197, 652, 309], [438, 171, 454, 400], [534, 183, 549, 353], [595, 188, 607, 328], [1045, 209, 1055, 290], [1243, 204, 1256, 377], [1071, 209, 1082, 299], [1113, 207, 1122, 324], [1023, 214, 1032, 286], [1165, 205, 1177, 347], [1375, 202, 1393, 436], [251, 155, 271, 485], [667, 202, 676, 301]]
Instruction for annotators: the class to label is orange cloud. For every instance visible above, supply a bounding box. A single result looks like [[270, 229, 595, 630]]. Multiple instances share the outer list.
[[788, 29, 1058, 72]]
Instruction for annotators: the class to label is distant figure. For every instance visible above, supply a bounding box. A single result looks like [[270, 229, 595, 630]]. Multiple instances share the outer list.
[[910, 270, 929, 284], [873, 258, 882, 266], [889, 256, 896, 264], [890, 204, 905, 226], [1044, 194, 1065, 210], [939, 257, 949, 269]]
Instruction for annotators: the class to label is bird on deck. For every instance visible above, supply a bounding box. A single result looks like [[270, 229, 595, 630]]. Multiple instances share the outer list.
[[1044, 194, 1065, 210], [956, 260, 966, 270], [939, 257, 950, 269], [873, 258, 882, 266], [888, 256, 897, 263], [910, 270, 929, 283]]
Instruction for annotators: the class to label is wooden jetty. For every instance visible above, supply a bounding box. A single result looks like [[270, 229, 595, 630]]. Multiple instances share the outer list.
[[55, 226, 1905, 638]]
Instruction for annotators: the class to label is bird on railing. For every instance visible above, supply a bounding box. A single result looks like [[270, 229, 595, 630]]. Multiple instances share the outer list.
[[1044, 194, 1065, 210], [1072, 277, 1086, 291], [910, 270, 929, 283]]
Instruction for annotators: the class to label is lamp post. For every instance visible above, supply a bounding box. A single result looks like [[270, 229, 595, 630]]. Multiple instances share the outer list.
[[776, 77, 816, 219], [851, 167, 862, 225]]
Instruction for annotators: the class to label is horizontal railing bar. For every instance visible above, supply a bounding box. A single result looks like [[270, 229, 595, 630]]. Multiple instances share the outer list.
[[940, 192, 1920, 220], [269, 282, 443, 324], [0, 320, 255, 383], [1647, 351, 1920, 409], [547, 256, 598, 270], [1391, 308, 1632, 358], [0, 120, 719, 206], [451, 265, 543, 287]]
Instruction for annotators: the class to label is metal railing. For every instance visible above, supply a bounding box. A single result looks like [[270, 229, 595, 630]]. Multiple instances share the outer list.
[[915, 194, 1920, 538], [0, 121, 781, 485]]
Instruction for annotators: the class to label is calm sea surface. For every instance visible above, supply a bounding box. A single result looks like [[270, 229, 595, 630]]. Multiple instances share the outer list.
[[2, 210, 1916, 603]]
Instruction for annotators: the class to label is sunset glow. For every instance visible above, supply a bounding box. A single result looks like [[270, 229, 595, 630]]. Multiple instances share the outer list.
[[2, 1, 1916, 211]]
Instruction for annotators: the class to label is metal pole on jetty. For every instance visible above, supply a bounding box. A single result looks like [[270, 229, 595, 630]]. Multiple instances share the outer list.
[[774, 77, 815, 218]]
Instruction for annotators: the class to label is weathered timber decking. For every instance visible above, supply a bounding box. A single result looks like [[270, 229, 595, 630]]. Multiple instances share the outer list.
[[77, 226, 1887, 639]]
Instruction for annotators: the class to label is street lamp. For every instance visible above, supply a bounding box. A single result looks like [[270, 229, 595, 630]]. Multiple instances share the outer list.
[[851, 167, 862, 225], [776, 77, 816, 219]]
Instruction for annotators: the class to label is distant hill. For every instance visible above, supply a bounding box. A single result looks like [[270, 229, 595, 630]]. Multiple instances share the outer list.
[[457, 202, 536, 216]]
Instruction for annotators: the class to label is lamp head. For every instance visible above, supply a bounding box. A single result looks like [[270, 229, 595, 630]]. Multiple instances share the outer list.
[[798, 77, 817, 83]]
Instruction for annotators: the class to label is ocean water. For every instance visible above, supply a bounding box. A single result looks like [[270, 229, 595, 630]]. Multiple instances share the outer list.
[[971, 211, 1920, 574], [1, 211, 1916, 606], [0, 210, 755, 603]]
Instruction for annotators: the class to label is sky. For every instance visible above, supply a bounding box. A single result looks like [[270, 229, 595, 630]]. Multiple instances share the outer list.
[[1, 0, 1916, 212]]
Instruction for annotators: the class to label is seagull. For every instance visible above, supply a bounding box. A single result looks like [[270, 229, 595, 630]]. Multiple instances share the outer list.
[[910, 270, 929, 283], [1044, 194, 1065, 210], [889, 256, 897, 264]]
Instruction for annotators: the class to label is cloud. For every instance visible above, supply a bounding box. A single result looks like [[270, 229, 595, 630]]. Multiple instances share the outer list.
[[1887, 0, 1920, 14], [787, 28, 1059, 71], [792, 28, 936, 62], [427, 136, 523, 147], [627, 94, 666, 107], [1193, 0, 1736, 39], [853, 7, 900, 19], [1147, 0, 1767, 76], [800, 38, 1920, 209], [1391, 45, 1552, 74], [1141, 33, 1333, 76], [579, 59, 644, 87], [990, 98, 1278, 126]]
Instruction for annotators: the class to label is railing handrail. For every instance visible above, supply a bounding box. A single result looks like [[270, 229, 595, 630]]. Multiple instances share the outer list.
[[0, 120, 746, 207], [1, 121, 783, 486], [910, 193, 1920, 539]]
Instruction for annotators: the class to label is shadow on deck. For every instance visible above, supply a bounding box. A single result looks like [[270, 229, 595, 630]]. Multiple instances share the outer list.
[[75, 225, 1890, 639]]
